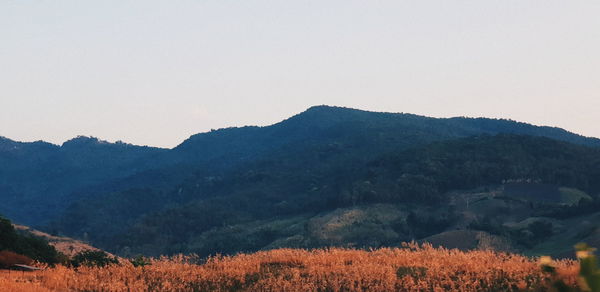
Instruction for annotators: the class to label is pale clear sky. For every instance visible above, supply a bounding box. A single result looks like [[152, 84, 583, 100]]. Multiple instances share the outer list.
[[1, 1, 599, 148]]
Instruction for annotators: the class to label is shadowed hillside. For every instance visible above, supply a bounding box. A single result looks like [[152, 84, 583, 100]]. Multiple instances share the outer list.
[[57, 134, 600, 257], [0, 136, 166, 224], [2, 106, 600, 258]]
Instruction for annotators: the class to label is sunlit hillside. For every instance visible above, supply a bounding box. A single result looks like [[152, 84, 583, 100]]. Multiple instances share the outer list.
[[13, 224, 105, 258]]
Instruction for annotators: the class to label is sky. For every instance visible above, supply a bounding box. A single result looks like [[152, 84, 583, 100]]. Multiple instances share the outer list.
[[1, 1, 599, 148]]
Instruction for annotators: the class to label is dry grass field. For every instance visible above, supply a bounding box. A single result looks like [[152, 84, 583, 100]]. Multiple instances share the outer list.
[[0, 243, 579, 292]]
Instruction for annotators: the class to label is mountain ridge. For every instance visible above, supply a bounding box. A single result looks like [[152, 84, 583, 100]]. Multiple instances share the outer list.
[[93, 134, 600, 257], [3, 106, 599, 150], [3, 105, 600, 258]]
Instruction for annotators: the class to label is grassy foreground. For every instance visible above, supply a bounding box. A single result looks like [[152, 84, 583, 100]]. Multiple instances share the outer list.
[[0, 243, 580, 292]]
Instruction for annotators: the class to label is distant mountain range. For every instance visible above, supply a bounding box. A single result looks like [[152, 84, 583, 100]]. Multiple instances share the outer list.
[[2, 105, 600, 258]]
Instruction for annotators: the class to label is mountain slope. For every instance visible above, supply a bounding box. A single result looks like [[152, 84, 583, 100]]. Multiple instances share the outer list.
[[3, 105, 600, 257], [13, 224, 105, 257], [64, 134, 600, 257], [0, 136, 166, 224], [173, 105, 600, 165]]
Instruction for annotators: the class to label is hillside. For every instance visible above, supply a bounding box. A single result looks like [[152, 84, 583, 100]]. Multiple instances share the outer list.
[[57, 134, 600, 257], [0, 215, 61, 265], [13, 224, 104, 258], [3, 106, 600, 258], [0, 136, 167, 224]]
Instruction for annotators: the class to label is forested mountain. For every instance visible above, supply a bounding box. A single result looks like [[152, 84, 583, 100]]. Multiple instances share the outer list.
[[65, 134, 600, 257], [2, 106, 600, 258], [0, 136, 167, 224]]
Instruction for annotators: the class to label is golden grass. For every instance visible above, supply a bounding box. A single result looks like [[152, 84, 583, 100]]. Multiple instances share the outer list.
[[0, 243, 579, 292]]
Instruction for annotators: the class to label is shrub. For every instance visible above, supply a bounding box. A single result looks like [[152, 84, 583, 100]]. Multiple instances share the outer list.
[[70, 250, 119, 268], [575, 243, 600, 292], [130, 255, 151, 267], [539, 243, 600, 292]]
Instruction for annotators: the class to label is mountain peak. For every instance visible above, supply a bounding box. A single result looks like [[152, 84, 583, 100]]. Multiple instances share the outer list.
[[61, 136, 106, 148], [304, 104, 345, 111], [284, 105, 363, 123], [302, 105, 367, 115]]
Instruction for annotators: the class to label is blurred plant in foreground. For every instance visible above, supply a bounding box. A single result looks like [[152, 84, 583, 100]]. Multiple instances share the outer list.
[[537, 243, 600, 292], [575, 243, 600, 292]]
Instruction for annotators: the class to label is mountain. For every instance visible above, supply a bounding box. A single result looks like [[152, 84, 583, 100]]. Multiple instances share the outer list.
[[174, 105, 600, 163], [83, 134, 598, 257], [1, 106, 580, 254], [2, 106, 600, 257], [0, 136, 166, 224]]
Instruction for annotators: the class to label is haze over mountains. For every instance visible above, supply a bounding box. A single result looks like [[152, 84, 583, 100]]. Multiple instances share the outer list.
[[2, 106, 600, 258]]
